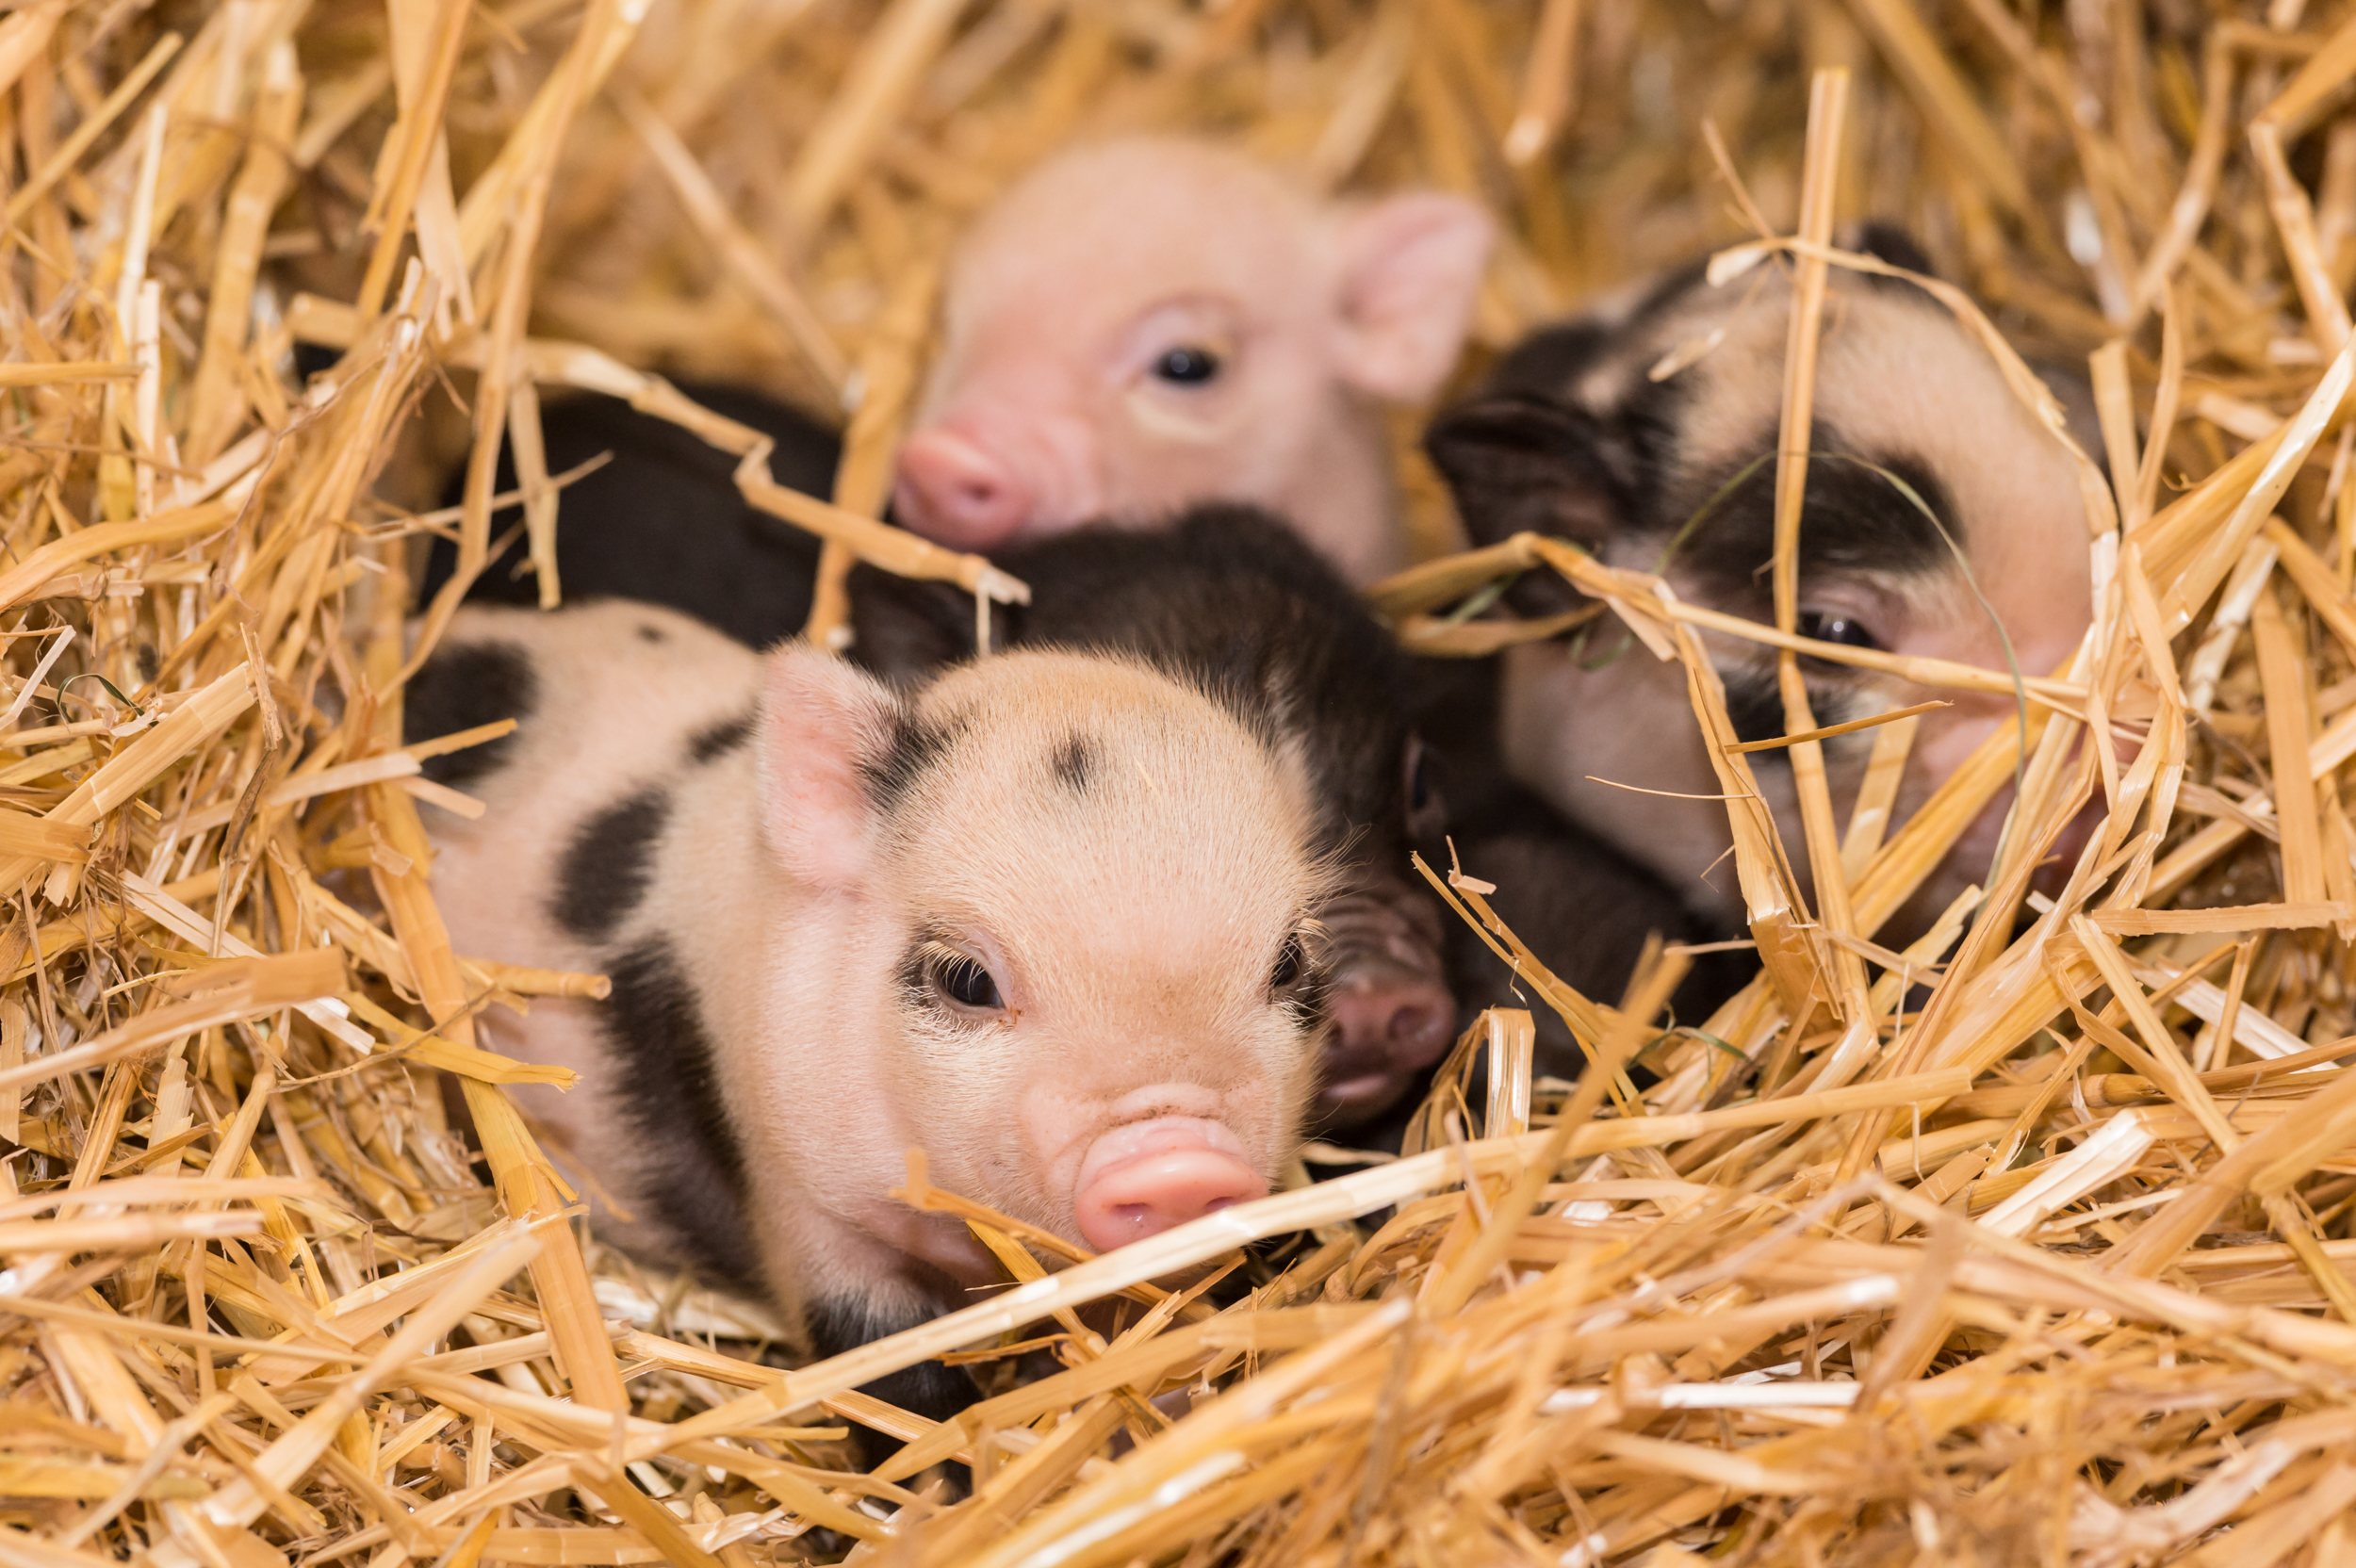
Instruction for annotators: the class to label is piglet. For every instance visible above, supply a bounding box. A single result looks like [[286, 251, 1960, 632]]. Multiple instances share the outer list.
[[894, 137, 1495, 584], [853, 506, 1459, 1125], [1427, 229, 2098, 944], [406, 602, 1331, 1427]]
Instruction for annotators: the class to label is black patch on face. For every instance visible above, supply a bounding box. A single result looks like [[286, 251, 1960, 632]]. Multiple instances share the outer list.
[[804, 1296, 978, 1466], [689, 711, 754, 764], [1719, 664, 1790, 750], [551, 787, 669, 942], [859, 713, 954, 813], [599, 940, 762, 1298], [1053, 734, 1092, 793], [401, 640, 535, 788], [1660, 419, 1957, 615], [637, 622, 668, 645]]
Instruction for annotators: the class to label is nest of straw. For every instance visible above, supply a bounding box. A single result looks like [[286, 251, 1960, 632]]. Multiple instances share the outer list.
[[10, 0, 2356, 1562]]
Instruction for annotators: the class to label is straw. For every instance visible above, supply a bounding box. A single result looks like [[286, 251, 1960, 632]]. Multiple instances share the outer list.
[[16, 0, 2356, 1561]]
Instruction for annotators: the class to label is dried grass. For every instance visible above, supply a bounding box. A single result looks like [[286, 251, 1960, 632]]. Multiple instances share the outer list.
[[8, 0, 2356, 1563]]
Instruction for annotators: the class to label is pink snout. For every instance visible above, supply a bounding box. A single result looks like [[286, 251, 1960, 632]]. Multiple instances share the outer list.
[[893, 428, 1035, 549], [1072, 1118, 1265, 1253], [1321, 973, 1456, 1121]]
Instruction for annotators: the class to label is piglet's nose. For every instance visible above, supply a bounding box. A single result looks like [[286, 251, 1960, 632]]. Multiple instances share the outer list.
[[1331, 976, 1454, 1072], [1072, 1118, 1264, 1253], [893, 429, 1034, 549]]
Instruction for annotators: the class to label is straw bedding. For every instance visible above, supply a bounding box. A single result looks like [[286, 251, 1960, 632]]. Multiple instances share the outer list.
[[6, 0, 2356, 1561]]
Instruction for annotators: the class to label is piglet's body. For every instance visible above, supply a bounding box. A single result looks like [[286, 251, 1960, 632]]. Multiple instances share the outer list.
[[409, 604, 1329, 1421], [894, 138, 1494, 583], [1430, 234, 2098, 943]]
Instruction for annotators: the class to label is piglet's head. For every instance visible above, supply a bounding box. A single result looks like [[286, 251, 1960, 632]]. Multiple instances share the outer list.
[[1429, 234, 2099, 942], [892, 137, 1495, 584], [759, 644, 1329, 1257]]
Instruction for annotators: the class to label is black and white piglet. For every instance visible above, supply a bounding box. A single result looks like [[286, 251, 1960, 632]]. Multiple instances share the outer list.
[[1427, 230, 2099, 942], [407, 600, 1333, 1427]]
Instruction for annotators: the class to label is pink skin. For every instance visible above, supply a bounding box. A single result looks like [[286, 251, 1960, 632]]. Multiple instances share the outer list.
[[1068, 1112, 1263, 1252], [426, 603, 1329, 1341], [894, 137, 1495, 586]]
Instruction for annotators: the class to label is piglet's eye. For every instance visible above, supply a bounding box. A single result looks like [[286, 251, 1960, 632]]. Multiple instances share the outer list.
[[1270, 935, 1306, 991], [929, 952, 1004, 1010], [1151, 346, 1223, 384], [1795, 611, 1879, 651]]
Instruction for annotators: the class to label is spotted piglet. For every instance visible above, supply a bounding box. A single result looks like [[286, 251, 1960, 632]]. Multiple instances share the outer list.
[[1428, 229, 2100, 944], [405, 604, 1332, 1429]]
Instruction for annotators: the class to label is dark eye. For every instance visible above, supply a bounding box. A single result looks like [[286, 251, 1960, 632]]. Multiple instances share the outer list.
[[1270, 935, 1305, 991], [1150, 345, 1222, 384], [929, 952, 1003, 1010], [1795, 611, 1878, 650]]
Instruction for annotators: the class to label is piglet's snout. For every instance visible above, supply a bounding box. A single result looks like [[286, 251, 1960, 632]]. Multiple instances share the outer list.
[[1327, 975, 1453, 1094], [894, 428, 1036, 547], [1072, 1116, 1264, 1253]]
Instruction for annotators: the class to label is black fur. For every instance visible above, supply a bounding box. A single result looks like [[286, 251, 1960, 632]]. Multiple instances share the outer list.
[[1664, 419, 1960, 618], [859, 712, 957, 814], [551, 788, 670, 942], [689, 711, 754, 764], [401, 641, 535, 787], [987, 507, 1415, 852], [599, 940, 762, 1296], [804, 1296, 979, 1466], [419, 384, 841, 649], [1053, 734, 1093, 793]]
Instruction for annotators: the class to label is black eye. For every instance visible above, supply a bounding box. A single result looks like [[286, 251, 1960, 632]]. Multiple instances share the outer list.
[[1150, 345, 1222, 384], [929, 952, 1003, 1010], [1270, 935, 1305, 990], [1796, 611, 1878, 650]]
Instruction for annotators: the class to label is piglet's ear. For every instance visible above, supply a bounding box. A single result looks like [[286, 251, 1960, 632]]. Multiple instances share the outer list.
[[1424, 393, 1628, 549], [757, 644, 905, 890], [1332, 192, 1496, 403]]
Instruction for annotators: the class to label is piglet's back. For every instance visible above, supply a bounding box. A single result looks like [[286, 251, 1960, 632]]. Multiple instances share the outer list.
[[403, 602, 762, 954]]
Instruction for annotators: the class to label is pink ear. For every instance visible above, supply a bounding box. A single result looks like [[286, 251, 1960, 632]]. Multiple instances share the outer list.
[[1332, 192, 1496, 403], [757, 645, 906, 890]]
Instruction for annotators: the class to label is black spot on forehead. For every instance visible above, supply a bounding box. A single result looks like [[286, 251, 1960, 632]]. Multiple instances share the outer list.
[[637, 622, 668, 645], [598, 940, 762, 1298], [402, 639, 534, 788], [551, 787, 669, 942], [1660, 419, 1958, 612], [1053, 734, 1092, 793], [689, 710, 753, 764], [860, 711, 957, 814]]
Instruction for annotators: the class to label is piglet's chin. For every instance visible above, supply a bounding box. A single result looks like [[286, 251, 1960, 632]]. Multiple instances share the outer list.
[[1072, 1117, 1264, 1253]]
